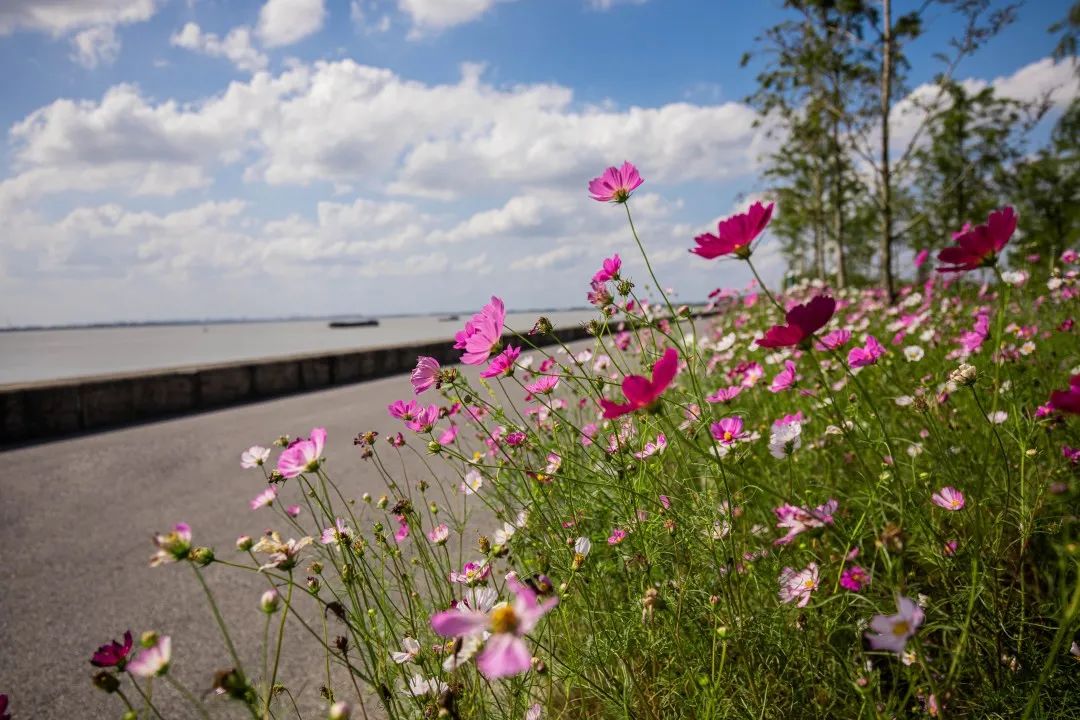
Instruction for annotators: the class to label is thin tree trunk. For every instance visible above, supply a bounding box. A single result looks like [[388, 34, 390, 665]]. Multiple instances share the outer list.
[[879, 0, 896, 301], [832, 115, 847, 288]]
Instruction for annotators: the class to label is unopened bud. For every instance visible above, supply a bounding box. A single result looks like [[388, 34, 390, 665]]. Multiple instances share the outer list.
[[92, 670, 120, 693], [362, 493, 371, 503], [377, 495, 388, 509], [260, 589, 280, 614], [329, 701, 351, 720], [306, 576, 320, 592], [140, 631, 158, 649], [531, 656, 546, 673], [274, 435, 290, 447], [236, 535, 253, 552], [190, 546, 215, 566], [427, 440, 442, 454]]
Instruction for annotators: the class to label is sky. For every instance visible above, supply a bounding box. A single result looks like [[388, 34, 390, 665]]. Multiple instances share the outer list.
[[0, 0, 1076, 326]]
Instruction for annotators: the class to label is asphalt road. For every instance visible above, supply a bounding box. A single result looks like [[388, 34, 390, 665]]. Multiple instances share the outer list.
[[0, 365, 481, 719]]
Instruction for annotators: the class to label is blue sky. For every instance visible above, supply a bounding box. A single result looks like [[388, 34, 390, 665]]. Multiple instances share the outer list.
[[0, 0, 1075, 326]]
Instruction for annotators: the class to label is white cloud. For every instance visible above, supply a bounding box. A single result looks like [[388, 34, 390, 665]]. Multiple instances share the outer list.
[[0, 0, 157, 35], [397, 0, 507, 33], [171, 22, 269, 73], [588, 0, 648, 9], [70, 25, 120, 68], [257, 0, 326, 47]]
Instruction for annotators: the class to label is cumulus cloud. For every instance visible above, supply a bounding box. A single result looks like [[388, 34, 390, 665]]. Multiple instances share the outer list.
[[256, 0, 326, 47], [397, 0, 508, 34], [70, 25, 120, 68], [0, 0, 157, 35], [170, 22, 269, 73]]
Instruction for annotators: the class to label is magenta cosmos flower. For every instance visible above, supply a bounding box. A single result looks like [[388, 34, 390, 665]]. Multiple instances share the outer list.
[[454, 297, 506, 366], [931, 486, 965, 511], [840, 566, 870, 592], [710, 416, 749, 445], [90, 630, 134, 668], [1049, 374, 1080, 414], [430, 578, 557, 679], [277, 427, 327, 479], [937, 206, 1017, 273], [816, 328, 851, 351], [865, 595, 924, 655], [768, 360, 798, 393], [690, 201, 774, 260], [588, 161, 643, 203], [592, 254, 622, 284], [599, 348, 679, 419], [757, 296, 836, 349], [411, 356, 441, 394], [848, 335, 885, 369], [480, 345, 521, 379]]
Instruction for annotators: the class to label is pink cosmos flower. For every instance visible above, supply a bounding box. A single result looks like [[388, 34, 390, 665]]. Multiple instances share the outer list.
[[320, 518, 353, 545], [1063, 445, 1080, 465], [450, 561, 491, 585], [937, 206, 1017, 273], [710, 416, 749, 445], [840, 566, 871, 592], [592, 254, 622, 283], [588, 161, 644, 203], [286, 505, 301, 518], [277, 427, 327, 479], [91, 631, 134, 668], [394, 515, 409, 543], [437, 424, 458, 446], [608, 528, 627, 545], [633, 434, 667, 459], [150, 523, 192, 567], [769, 360, 798, 393], [690, 201, 774, 260], [706, 385, 742, 404], [757, 296, 836, 349], [599, 348, 679, 419], [128, 635, 172, 677], [931, 486, 965, 511], [250, 486, 277, 510], [778, 563, 819, 607], [411, 356, 441, 394], [405, 405, 440, 433], [388, 399, 421, 420], [428, 524, 450, 544], [525, 375, 559, 395], [816, 328, 852, 351], [481, 345, 522, 379], [848, 336, 885, 369], [773, 499, 837, 546], [454, 297, 506, 366], [430, 578, 558, 679], [1049, 375, 1080, 414], [914, 248, 930, 267], [865, 595, 924, 655]]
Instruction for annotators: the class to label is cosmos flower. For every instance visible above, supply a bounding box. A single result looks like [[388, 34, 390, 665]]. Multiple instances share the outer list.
[[706, 385, 743, 404], [128, 635, 172, 678], [769, 360, 798, 393], [588, 161, 644, 203], [599, 348, 679, 419], [690, 201, 774, 260], [526, 375, 560, 395], [404, 405, 440, 433], [865, 595, 924, 655], [768, 421, 803, 459], [427, 524, 450, 545], [320, 518, 354, 546], [1049, 374, 1080, 414], [240, 445, 271, 469], [150, 523, 192, 567], [454, 297, 507, 366], [277, 427, 327, 479], [430, 578, 558, 679], [773, 498, 835, 545], [848, 336, 885, 369], [391, 637, 421, 665], [710, 416, 749, 445], [816, 328, 852, 351], [90, 631, 134, 668], [757, 296, 836, 349], [481, 345, 522, 379], [249, 486, 277, 510], [592, 253, 622, 283], [937, 206, 1017, 273], [931, 486, 965, 511], [410, 356, 441, 394], [608, 528, 628, 545], [778, 563, 819, 607], [840, 566, 871, 592]]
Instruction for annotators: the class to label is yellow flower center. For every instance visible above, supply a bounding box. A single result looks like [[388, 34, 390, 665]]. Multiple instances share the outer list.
[[723, 431, 734, 442], [489, 604, 519, 634], [891, 621, 910, 637]]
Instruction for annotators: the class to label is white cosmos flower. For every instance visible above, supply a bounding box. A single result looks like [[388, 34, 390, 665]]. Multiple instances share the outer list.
[[240, 445, 271, 469], [461, 470, 483, 495], [574, 537, 592, 556], [391, 637, 421, 665], [903, 346, 924, 362]]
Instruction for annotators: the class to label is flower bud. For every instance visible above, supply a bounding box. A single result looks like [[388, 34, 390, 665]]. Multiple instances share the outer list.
[[92, 670, 120, 693], [307, 576, 320, 592], [377, 495, 388, 509], [123, 712, 138, 720], [616, 279, 634, 296], [427, 440, 442, 454], [260, 589, 280, 614], [329, 701, 351, 720], [477, 535, 491, 554], [268, 470, 284, 483], [236, 535, 254, 552], [140, 631, 159, 649], [362, 493, 371, 503], [310, 561, 324, 574], [190, 546, 215, 567], [274, 435, 290, 447]]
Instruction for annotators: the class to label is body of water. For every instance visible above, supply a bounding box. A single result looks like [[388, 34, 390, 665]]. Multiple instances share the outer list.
[[0, 310, 597, 385]]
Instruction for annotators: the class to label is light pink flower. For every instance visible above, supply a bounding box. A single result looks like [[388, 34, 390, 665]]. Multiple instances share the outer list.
[[128, 635, 172, 677], [150, 523, 192, 567], [431, 578, 557, 679], [931, 486, 965, 511], [394, 515, 409, 543], [404, 405, 440, 433], [778, 563, 819, 607], [608, 528, 627, 545], [481, 345, 522, 378], [250, 486, 277, 510], [706, 385, 742, 404], [816, 328, 852, 351], [240, 445, 271, 469], [588, 161, 643, 203], [773, 499, 837, 546], [526, 375, 560, 395], [427, 524, 449, 545], [865, 595, 924, 655], [410, 356, 441, 394], [437, 424, 458, 446], [450, 561, 491, 585], [320, 518, 353, 545], [454, 297, 506, 366], [633, 434, 667, 459], [277, 427, 327, 478], [599, 348, 679, 419], [769, 360, 798, 393]]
